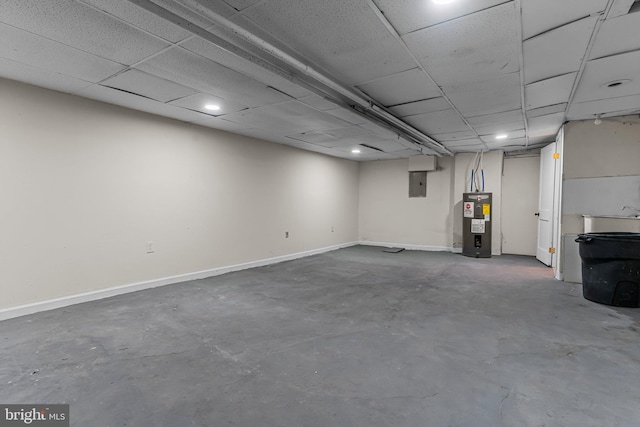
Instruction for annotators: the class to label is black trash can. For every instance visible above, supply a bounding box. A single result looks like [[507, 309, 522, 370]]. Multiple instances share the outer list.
[[575, 232, 640, 307]]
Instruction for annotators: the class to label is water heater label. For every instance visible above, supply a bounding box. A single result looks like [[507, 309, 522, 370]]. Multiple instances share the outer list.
[[471, 219, 485, 233], [483, 204, 491, 215], [464, 202, 474, 218]]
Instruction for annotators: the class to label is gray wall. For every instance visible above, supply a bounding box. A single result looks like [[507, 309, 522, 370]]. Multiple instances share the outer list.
[[0, 79, 360, 310]]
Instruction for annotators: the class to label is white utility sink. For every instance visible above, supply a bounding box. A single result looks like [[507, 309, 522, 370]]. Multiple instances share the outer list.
[[583, 215, 640, 233]]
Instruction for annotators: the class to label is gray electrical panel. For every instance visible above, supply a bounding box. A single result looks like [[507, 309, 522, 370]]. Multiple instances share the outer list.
[[462, 192, 492, 258]]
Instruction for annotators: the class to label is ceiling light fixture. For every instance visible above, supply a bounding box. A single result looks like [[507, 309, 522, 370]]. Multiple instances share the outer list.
[[352, 149, 361, 154], [204, 104, 221, 111], [594, 115, 602, 125], [495, 134, 508, 140]]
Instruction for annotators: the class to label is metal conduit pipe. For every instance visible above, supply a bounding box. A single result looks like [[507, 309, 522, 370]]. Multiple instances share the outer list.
[[176, 0, 453, 156]]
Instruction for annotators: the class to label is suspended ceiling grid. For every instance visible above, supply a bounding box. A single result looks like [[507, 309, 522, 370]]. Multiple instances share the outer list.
[[1, 0, 639, 160]]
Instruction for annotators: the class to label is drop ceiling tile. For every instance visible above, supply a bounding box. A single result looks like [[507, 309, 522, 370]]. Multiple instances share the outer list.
[[403, 3, 519, 86], [525, 72, 576, 110], [324, 108, 368, 125], [521, 0, 608, 39], [79, 0, 191, 42], [485, 137, 527, 150], [572, 50, 640, 103], [137, 47, 292, 108], [372, 0, 508, 35], [324, 126, 373, 139], [365, 139, 416, 153], [0, 0, 170, 64], [404, 109, 470, 135], [243, 0, 415, 84], [566, 94, 640, 120], [76, 84, 211, 122], [431, 130, 478, 141], [101, 69, 196, 103], [220, 101, 351, 134], [0, 22, 125, 82], [286, 131, 340, 145], [591, 13, 640, 60], [607, 0, 637, 18], [222, 0, 264, 11], [388, 97, 451, 117], [445, 73, 522, 117], [474, 122, 525, 137], [526, 103, 567, 119], [168, 92, 248, 116], [296, 94, 340, 111], [523, 16, 597, 84], [0, 58, 93, 93], [467, 109, 524, 127], [180, 37, 310, 99], [193, 117, 252, 133], [356, 121, 402, 140], [527, 112, 565, 139], [441, 138, 484, 148], [480, 130, 526, 142], [151, 0, 236, 26], [356, 68, 441, 107]]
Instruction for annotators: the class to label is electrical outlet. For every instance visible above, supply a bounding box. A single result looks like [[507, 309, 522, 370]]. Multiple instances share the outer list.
[[146, 241, 154, 253], [285, 231, 289, 238]]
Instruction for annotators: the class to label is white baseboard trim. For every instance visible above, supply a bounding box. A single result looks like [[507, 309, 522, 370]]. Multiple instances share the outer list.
[[0, 241, 359, 322], [360, 241, 453, 252]]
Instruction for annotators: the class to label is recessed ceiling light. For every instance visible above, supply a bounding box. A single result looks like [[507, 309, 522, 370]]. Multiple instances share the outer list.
[[601, 79, 631, 88], [495, 134, 508, 140], [204, 104, 221, 111], [352, 149, 361, 154]]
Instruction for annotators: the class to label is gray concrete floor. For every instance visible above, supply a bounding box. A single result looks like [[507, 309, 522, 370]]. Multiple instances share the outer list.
[[1, 246, 639, 426]]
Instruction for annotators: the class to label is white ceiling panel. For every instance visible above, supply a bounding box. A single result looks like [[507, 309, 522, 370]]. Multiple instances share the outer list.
[[445, 73, 522, 116], [389, 97, 451, 117], [567, 94, 640, 120], [572, 50, 640, 104], [432, 130, 478, 141], [76, 84, 211, 123], [180, 37, 311, 99], [403, 2, 519, 86], [220, 101, 351, 134], [296, 95, 340, 111], [441, 138, 484, 148], [192, 116, 254, 133], [242, 0, 415, 84], [525, 72, 576, 110], [474, 122, 525, 136], [0, 23, 125, 83], [168, 92, 248, 116], [480, 129, 526, 142], [527, 112, 565, 139], [590, 13, 640, 60], [404, 109, 471, 135], [467, 109, 524, 127], [485, 137, 527, 150], [324, 108, 369, 125], [101, 69, 196, 103], [526, 103, 567, 119], [136, 47, 293, 108], [607, 0, 637, 18], [0, 0, 170, 65], [371, 0, 508, 35], [222, 0, 265, 11], [356, 68, 442, 106], [0, 58, 92, 94], [152, 0, 236, 26], [521, 0, 607, 39], [523, 16, 597, 84], [78, 0, 191, 43]]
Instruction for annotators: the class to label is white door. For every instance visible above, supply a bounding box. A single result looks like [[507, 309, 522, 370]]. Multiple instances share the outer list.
[[536, 143, 557, 266]]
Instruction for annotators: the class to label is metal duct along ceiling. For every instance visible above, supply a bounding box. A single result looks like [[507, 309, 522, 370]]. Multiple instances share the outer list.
[[131, 0, 452, 156], [1, 0, 639, 159]]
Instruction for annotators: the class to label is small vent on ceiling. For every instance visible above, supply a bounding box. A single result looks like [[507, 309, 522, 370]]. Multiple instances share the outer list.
[[360, 144, 385, 152], [630, 0, 640, 14]]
